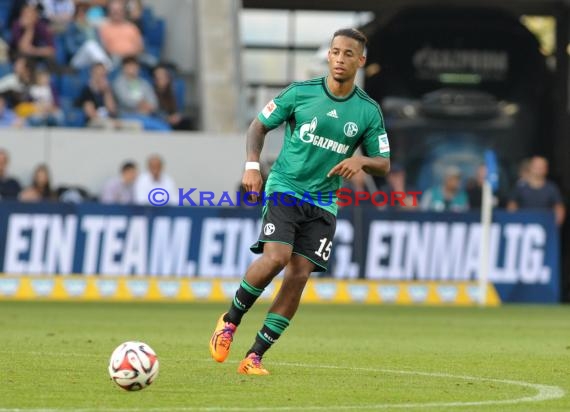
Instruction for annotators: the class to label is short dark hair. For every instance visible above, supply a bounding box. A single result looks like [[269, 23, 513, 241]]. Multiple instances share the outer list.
[[332, 28, 368, 49], [90, 62, 106, 72], [122, 55, 139, 66], [121, 161, 136, 173]]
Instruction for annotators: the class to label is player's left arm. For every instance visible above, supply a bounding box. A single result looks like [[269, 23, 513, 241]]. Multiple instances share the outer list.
[[327, 155, 389, 179]]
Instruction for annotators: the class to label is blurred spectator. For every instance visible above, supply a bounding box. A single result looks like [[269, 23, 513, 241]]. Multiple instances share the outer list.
[[134, 154, 176, 205], [40, 0, 76, 32], [0, 37, 7, 63], [19, 163, 55, 201], [466, 164, 486, 209], [10, 4, 55, 65], [0, 96, 23, 128], [56, 185, 92, 203], [98, 0, 156, 68], [421, 165, 469, 212], [84, 0, 108, 27], [0, 149, 22, 200], [379, 162, 419, 210], [100, 161, 138, 204], [152, 64, 192, 130], [348, 169, 367, 192], [113, 56, 170, 131], [76, 62, 118, 128], [64, 1, 112, 70], [507, 156, 566, 226], [126, 0, 144, 32], [6, 1, 31, 36], [342, 148, 375, 194], [516, 157, 531, 187], [0, 55, 34, 108], [27, 67, 64, 126], [337, 164, 378, 208]]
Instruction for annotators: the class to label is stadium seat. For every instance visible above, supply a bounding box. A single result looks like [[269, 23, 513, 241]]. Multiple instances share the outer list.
[[145, 18, 165, 47], [173, 77, 186, 111], [54, 34, 68, 66], [0, 0, 11, 15], [0, 62, 11, 78], [1, 27, 11, 44], [141, 8, 155, 31], [0, 0, 12, 42], [0, 8, 9, 35], [139, 66, 153, 83], [143, 17, 165, 60], [77, 67, 91, 83], [108, 66, 121, 83], [58, 73, 85, 101], [59, 97, 86, 127], [145, 45, 161, 60]]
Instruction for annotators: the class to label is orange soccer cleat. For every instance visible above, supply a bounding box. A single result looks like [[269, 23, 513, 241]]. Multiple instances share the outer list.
[[237, 353, 270, 375], [209, 313, 237, 363]]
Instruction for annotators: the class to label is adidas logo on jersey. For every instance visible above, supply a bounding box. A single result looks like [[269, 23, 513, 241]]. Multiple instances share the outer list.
[[326, 109, 338, 119]]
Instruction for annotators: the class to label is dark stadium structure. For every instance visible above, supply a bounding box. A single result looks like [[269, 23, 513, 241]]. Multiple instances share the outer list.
[[362, 7, 553, 201]]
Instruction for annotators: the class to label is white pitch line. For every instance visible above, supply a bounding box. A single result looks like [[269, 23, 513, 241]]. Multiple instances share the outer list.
[[0, 356, 565, 411]]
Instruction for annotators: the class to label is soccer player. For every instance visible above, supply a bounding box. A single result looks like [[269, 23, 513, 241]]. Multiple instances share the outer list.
[[209, 28, 391, 375]]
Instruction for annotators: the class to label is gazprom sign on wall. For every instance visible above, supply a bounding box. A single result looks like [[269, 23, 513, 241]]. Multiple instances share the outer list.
[[0, 202, 559, 303]]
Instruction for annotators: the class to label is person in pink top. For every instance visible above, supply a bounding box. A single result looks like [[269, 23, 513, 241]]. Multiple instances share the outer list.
[[98, 0, 155, 68]]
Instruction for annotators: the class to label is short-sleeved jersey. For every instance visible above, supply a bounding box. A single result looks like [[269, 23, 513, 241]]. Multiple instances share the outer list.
[[257, 76, 390, 215]]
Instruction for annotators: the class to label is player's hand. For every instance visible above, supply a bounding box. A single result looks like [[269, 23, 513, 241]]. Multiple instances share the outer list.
[[242, 170, 263, 201], [327, 157, 364, 179]]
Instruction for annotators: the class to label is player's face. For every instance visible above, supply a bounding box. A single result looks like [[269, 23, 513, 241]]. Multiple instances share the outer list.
[[327, 36, 366, 83]]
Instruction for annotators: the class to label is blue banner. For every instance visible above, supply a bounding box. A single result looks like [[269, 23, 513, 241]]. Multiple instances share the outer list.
[[0, 202, 560, 303]]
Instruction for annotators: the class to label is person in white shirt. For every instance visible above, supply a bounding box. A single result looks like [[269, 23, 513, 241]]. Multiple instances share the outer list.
[[41, 0, 75, 31], [134, 154, 177, 206], [27, 68, 64, 126]]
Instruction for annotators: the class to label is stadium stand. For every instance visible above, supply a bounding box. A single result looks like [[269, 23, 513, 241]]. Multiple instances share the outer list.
[[0, 1, 187, 129]]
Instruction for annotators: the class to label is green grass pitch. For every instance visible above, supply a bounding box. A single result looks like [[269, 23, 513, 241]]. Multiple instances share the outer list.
[[0, 301, 568, 411]]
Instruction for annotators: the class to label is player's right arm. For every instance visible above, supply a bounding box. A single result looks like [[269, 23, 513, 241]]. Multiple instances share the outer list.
[[242, 118, 271, 199], [242, 85, 297, 199]]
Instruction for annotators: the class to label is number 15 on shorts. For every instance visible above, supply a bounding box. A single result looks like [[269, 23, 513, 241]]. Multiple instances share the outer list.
[[315, 238, 332, 261]]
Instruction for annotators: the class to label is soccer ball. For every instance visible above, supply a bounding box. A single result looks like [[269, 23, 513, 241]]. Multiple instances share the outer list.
[[108, 341, 159, 391]]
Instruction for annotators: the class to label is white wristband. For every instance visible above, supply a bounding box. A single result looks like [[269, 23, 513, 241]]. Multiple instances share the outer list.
[[245, 162, 260, 171]]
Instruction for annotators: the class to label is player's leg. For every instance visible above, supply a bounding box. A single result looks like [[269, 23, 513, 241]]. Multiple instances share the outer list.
[[237, 202, 336, 375], [237, 254, 315, 375], [210, 195, 296, 363], [267, 254, 315, 318], [209, 242, 292, 363], [226, 241, 292, 323]]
